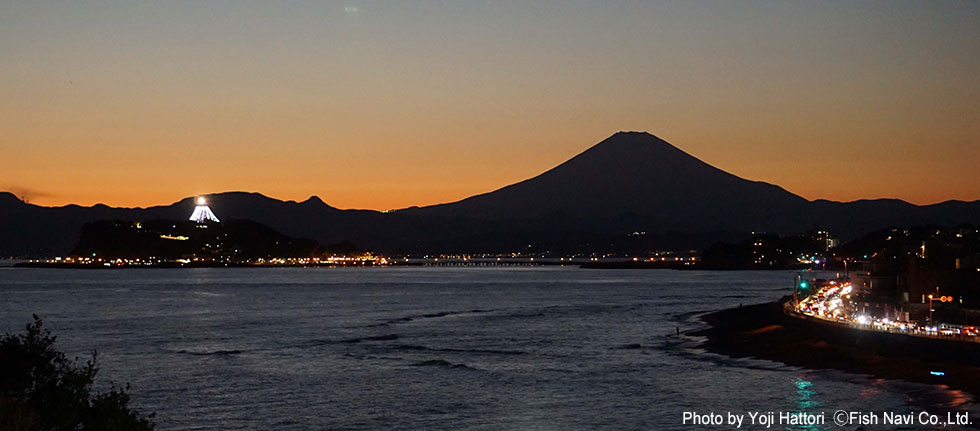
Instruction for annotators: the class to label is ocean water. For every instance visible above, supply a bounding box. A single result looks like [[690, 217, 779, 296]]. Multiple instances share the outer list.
[[0, 266, 974, 430]]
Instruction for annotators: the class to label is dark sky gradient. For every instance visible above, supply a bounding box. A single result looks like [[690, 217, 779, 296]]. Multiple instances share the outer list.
[[1, 1, 977, 209]]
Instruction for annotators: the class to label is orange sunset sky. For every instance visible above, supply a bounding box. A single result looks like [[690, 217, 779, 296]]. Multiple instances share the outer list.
[[1, 2, 978, 210]]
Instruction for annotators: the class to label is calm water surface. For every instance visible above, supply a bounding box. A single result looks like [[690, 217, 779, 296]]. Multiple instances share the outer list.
[[0, 267, 973, 430]]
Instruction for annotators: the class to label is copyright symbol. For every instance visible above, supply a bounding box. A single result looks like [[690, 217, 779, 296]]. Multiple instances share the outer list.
[[833, 410, 848, 426]]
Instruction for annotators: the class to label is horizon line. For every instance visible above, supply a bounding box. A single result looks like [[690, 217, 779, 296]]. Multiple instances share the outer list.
[[5, 189, 978, 213]]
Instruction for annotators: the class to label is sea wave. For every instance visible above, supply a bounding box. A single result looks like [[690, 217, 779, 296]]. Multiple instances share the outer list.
[[410, 359, 481, 371]]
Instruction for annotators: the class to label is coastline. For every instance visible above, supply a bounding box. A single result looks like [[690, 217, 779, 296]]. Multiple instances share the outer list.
[[695, 299, 980, 402]]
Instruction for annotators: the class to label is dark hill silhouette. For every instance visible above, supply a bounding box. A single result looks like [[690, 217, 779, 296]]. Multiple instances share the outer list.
[[72, 219, 321, 259], [1, 132, 978, 256], [0, 191, 425, 256], [409, 131, 811, 233]]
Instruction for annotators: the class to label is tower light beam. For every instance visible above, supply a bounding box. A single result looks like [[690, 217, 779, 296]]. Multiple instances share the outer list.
[[189, 196, 220, 223]]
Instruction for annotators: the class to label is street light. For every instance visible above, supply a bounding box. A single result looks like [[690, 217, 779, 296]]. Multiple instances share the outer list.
[[794, 274, 809, 305], [928, 294, 934, 323]]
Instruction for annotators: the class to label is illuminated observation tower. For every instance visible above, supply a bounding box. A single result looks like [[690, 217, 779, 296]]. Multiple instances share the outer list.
[[189, 197, 220, 223]]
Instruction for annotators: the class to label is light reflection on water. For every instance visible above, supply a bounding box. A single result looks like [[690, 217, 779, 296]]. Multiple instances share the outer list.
[[0, 267, 976, 430], [792, 378, 822, 431]]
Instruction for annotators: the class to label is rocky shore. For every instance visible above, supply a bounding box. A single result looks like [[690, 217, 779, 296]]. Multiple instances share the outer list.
[[695, 299, 980, 400]]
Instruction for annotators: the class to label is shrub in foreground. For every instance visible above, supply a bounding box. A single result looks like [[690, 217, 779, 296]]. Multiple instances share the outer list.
[[0, 315, 154, 431]]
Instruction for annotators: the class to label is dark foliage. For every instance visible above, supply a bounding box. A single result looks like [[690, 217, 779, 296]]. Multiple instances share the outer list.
[[0, 315, 154, 431]]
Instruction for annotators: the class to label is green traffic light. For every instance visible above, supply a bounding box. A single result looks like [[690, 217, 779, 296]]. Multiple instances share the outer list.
[[800, 282, 807, 289]]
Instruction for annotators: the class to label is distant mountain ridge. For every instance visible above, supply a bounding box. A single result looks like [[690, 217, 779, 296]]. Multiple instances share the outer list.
[[2, 132, 978, 256]]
